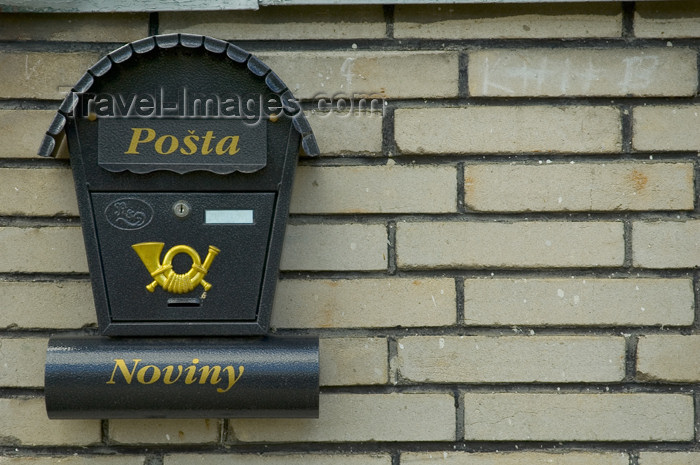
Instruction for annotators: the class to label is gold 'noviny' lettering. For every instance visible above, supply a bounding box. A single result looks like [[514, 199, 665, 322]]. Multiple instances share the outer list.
[[124, 128, 241, 156], [107, 358, 141, 384], [106, 358, 244, 393]]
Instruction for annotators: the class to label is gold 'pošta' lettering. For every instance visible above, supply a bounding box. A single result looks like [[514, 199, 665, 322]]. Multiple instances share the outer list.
[[124, 128, 240, 156]]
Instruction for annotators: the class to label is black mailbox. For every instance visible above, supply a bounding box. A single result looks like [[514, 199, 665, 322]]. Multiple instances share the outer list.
[[40, 33, 318, 336], [40, 34, 320, 418]]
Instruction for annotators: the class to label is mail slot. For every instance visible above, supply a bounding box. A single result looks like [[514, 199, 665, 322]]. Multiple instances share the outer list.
[[40, 34, 320, 418]]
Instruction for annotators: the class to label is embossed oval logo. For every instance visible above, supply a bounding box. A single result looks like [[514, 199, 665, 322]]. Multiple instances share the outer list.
[[105, 198, 153, 231]]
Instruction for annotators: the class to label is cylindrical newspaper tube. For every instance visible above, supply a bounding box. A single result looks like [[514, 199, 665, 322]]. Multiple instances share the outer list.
[[45, 335, 318, 419]]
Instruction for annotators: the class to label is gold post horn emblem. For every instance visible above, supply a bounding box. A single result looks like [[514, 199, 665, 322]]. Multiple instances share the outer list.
[[132, 242, 220, 294]]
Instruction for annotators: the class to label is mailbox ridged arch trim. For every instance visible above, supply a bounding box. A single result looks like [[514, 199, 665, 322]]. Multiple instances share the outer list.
[[37, 33, 320, 159]]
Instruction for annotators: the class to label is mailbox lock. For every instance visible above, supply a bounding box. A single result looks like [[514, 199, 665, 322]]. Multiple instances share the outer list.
[[173, 200, 191, 218]]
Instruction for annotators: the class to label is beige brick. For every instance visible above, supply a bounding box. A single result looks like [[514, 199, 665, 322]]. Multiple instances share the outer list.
[[0, 51, 100, 99], [0, 397, 100, 446], [0, 110, 55, 158], [397, 336, 625, 383], [637, 335, 700, 382], [161, 6, 386, 40], [633, 220, 700, 268], [394, 3, 622, 39], [257, 51, 459, 100], [0, 281, 96, 329], [320, 338, 388, 386], [0, 227, 87, 273], [109, 419, 220, 444], [0, 168, 78, 216], [469, 48, 696, 97], [0, 457, 145, 465], [230, 393, 455, 442], [395, 106, 621, 154], [306, 111, 383, 155], [464, 278, 694, 327], [165, 453, 391, 465], [0, 338, 47, 388], [633, 105, 700, 151], [280, 224, 387, 271], [402, 451, 628, 465], [397, 221, 624, 269], [290, 165, 457, 214], [0, 13, 148, 42], [635, 2, 700, 38], [463, 393, 694, 441], [271, 278, 456, 329], [639, 452, 700, 465], [465, 163, 694, 212]]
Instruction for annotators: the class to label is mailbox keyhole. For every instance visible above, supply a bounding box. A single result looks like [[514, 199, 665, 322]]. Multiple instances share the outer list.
[[173, 200, 191, 218]]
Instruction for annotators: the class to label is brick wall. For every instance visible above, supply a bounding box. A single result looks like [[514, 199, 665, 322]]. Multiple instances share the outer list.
[[1, 2, 700, 464]]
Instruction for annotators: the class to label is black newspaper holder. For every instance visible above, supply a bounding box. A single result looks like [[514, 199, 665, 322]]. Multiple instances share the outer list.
[[39, 34, 320, 419]]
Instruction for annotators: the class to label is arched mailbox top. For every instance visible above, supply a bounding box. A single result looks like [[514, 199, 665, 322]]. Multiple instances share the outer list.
[[37, 33, 320, 164]]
